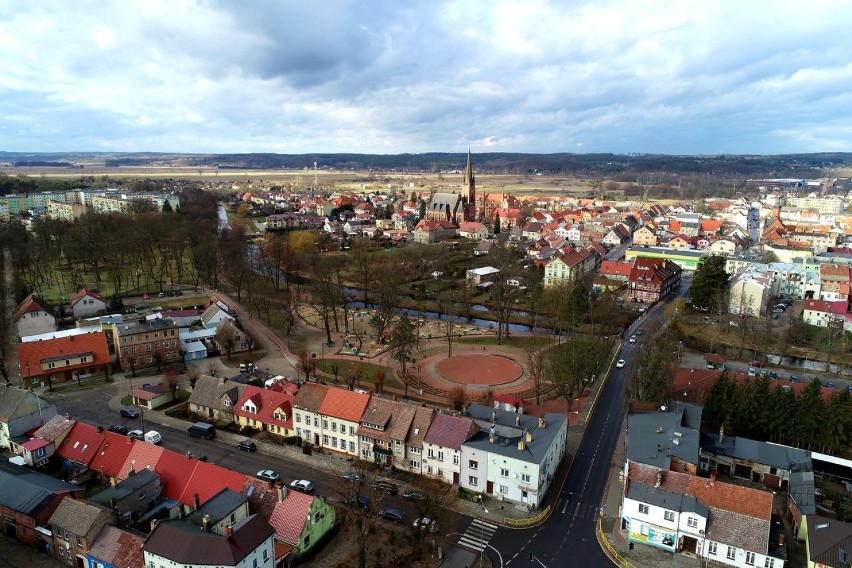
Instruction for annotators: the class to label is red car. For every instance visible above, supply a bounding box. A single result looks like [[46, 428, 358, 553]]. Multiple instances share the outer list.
[[143, 293, 150, 300], [749, 360, 763, 368]]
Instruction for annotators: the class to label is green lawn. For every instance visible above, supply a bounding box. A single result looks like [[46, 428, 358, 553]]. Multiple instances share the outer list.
[[315, 358, 401, 390]]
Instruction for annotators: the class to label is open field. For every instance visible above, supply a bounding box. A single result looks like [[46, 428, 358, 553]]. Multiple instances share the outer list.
[[0, 166, 597, 196]]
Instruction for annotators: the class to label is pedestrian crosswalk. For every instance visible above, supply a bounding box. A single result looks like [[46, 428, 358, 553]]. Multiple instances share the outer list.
[[556, 497, 599, 520], [457, 518, 498, 552]]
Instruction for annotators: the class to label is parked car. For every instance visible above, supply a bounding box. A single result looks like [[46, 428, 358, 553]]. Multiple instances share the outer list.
[[107, 424, 128, 435], [343, 471, 363, 482], [749, 360, 763, 368], [747, 367, 756, 377], [127, 430, 144, 440], [403, 490, 426, 501], [616, 359, 626, 368], [290, 479, 314, 493], [237, 440, 256, 452], [378, 508, 404, 522], [142, 293, 150, 300], [790, 375, 800, 383], [628, 335, 637, 343], [769, 371, 778, 380], [827, 382, 837, 389], [174, 289, 183, 296], [256, 470, 280, 482], [372, 480, 398, 495], [187, 422, 216, 440], [413, 517, 437, 533], [346, 495, 370, 509], [119, 407, 140, 419]]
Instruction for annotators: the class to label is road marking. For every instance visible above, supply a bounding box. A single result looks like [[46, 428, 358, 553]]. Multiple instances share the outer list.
[[457, 518, 497, 553], [561, 498, 569, 514]]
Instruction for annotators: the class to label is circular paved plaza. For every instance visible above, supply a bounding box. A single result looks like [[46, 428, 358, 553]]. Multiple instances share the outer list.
[[436, 353, 523, 386]]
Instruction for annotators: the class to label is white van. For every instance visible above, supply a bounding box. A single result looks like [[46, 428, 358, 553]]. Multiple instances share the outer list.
[[144, 431, 162, 445]]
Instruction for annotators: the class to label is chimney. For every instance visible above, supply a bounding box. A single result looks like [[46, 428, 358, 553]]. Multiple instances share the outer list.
[[515, 414, 520, 426], [655, 471, 662, 488], [225, 525, 233, 537], [491, 410, 496, 421], [278, 484, 288, 502], [202, 514, 212, 532], [489, 433, 495, 443], [525, 429, 532, 443], [718, 425, 725, 444], [193, 493, 200, 509], [710, 472, 716, 485], [517, 439, 525, 451], [538, 417, 546, 429]]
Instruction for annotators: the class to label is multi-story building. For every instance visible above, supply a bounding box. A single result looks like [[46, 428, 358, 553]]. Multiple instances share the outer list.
[[542, 247, 596, 288], [785, 196, 844, 215], [234, 385, 295, 437], [17, 332, 111, 389], [628, 257, 683, 303], [625, 246, 705, 272], [401, 406, 435, 475], [142, 515, 275, 568], [317, 387, 370, 456], [357, 397, 416, 466], [13, 294, 56, 339], [728, 269, 775, 316], [0, 385, 58, 451], [49, 498, 115, 566], [112, 318, 181, 372], [422, 413, 479, 485], [460, 404, 568, 509], [819, 264, 850, 301], [293, 383, 329, 447], [47, 200, 87, 221]]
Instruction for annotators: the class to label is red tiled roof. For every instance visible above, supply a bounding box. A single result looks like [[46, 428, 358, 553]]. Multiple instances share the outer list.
[[12, 294, 54, 321], [179, 461, 248, 506], [424, 413, 478, 449], [155, 450, 199, 502], [69, 288, 106, 306], [275, 542, 295, 561], [699, 220, 724, 233], [118, 443, 165, 480], [234, 385, 295, 430], [22, 438, 51, 451], [56, 422, 106, 465], [600, 259, 634, 277], [318, 387, 370, 422], [18, 332, 111, 379], [269, 491, 313, 545], [90, 432, 136, 478]]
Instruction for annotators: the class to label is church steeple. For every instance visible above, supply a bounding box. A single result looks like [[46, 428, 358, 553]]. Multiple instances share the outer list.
[[463, 148, 476, 221]]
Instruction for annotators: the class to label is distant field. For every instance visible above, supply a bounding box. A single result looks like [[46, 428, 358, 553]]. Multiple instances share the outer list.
[[0, 166, 596, 196]]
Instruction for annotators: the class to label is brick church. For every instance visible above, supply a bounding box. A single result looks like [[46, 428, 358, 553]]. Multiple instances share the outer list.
[[425, 150, 477, 225]]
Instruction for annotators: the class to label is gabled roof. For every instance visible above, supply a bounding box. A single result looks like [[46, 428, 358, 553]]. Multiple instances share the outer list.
[[88, 526, 145, 568], [0, 464, 79, 516], [56, 421, 106, 466], [178, 460, 249, 506], [118, 443, 165, 480], [90, 468, 159, 508], [69, 288, 106, 306], [12, 294, 54, 321], [293, 382, 328, 413], [18, 332, 111, 379], [0, 384, 53, 423], [48, 497, 114, 537], [89, 432, 136, 479], [318, 387, 370, 422], [406, 406, 435, 448], [142, 515, 274, 565], [806, 516, 852, 566], [234, 385, 294, 430], [188, 375, 246, 411], [424, 413, 478, 449], [155, 449, 200, 503], [269, 490, 314, 545], [186, 488, 248, 527], [33, 414, 76, 442]]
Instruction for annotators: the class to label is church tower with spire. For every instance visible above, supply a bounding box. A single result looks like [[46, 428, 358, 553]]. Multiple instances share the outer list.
[[463, 149, 476, 222]]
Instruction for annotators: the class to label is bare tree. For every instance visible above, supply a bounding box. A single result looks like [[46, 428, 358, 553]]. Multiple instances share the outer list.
[[389, 316, 417, 376], [215, 320, 238, 360], [351, 239, 380, 306], [488, 277, 521, 344], [546, 336, 607, 413], [297, 351, 315, 382], [186, 366, 202, 390], [334, 461, 384, 568], [525, 330, 551, 405]]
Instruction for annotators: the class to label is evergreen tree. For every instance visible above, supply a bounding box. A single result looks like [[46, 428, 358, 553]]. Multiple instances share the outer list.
[[162, 200, 173, 213], [493, 213, 501, 234], [687, 256, 729, 311]]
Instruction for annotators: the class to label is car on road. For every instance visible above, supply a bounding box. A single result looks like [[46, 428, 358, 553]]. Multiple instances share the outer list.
[[119, 407, 140, 419], [256, 470, 280, 483], [237, 440, 256, 452], [747, 367, 756, 377], [769, 371, 778, 380], [848, 385, 852, 393], [628, 335, 637, 343], [749, 360, 763, 368], [403, 490, 426, 501], [616, 359, 626, 368], [378, 508, 404, 522], [790, 375, 801, 383], [413, 517, 437, 533], [827, 382, 837, 389], [107, 424, 128, 435], [143, 293, 150, 300], [346, 495, 370, 509], [372, 480, 398, 495], [127, 430, 144, 441], [343, 471, 363, 482], [174, 289, 183, 296], [290, 479, 314, 493]]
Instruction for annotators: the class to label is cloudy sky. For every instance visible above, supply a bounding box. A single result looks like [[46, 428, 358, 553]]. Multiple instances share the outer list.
[[1, 0, 850, 155]]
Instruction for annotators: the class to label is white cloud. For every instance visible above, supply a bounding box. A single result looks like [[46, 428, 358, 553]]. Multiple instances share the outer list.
[[0, 0, 850, 153]]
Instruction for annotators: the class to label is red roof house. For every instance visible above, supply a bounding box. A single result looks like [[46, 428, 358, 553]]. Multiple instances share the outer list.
[[17, 332, 111, 389]]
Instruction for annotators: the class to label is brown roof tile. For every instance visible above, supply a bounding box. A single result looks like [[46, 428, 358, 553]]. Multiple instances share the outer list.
[[293, 383, 328, 413], [424, 413, 478, 449]]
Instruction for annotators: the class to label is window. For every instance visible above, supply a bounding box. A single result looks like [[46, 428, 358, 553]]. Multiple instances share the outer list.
[[76, 535, 82, 546], [410, 446, 421, 455], [664, 511, 675, 522], [304, 534, 311, 548], [469, 460, 478, 470], [332, 437, 338, 448], [323, 435, 329, 445], [409, 460, 420, 468], [323, 419, 328, 429], [453, 454, 459, 465], [638, 503, 649, 515], [499, 484, 509, 493], [296, 414, 302, 423], [428, 448, 435, 459], [708, 542, 717, 556], [349, 425, 355, 435], [500, 468, 509, 477], [521, 473, 531, 483], [349, 441, 355, 452], [331, 422, 337, 432], [469, 476, 478, 486], [263, 548, 269, 560], [746, 551, 755, 565], [313, 417, 319, 427], [726, 547, 736, 560], [764, 558, 774, 568], [687, 517, 698, 528], [437, 451, 444, 461]]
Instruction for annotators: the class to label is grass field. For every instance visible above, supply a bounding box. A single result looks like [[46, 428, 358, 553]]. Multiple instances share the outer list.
[[315, 358, 400, 390]]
